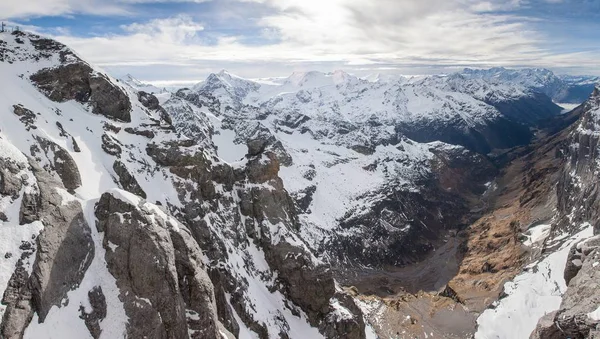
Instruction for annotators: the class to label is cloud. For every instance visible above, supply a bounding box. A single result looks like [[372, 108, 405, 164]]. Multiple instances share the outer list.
[[0, 0, 128, 19], [121, 15, 204, 42], [16, 0, 600, 80], [0, 0, 211, 19]]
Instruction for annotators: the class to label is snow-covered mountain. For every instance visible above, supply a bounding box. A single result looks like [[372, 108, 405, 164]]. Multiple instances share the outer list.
[[0, 31, 366, 339], [461, 67, 599, 104], [2, 29, 600, 339], [119, 74, 168, 95], [169, 67, 600, 337], [180, 69, 564, 154]]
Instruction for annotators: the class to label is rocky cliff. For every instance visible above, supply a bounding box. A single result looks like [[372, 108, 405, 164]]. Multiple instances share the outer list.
[[0, 31, 364, 339]]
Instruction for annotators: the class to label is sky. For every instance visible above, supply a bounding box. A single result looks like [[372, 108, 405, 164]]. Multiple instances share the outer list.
[[2, 0, 599, 85]]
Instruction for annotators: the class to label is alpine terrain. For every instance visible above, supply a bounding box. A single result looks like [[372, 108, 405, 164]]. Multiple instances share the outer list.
[[1, 29, 600, 339]]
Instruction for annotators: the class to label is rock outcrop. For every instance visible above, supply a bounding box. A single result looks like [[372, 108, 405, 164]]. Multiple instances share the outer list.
[[1, 157, 94, 338], [531, 239, 600, 338], [31, 136, 82, 191], [556, 87, 600, 235], [530, 87, 600, 339], [31, 63, 132, 122], [95, 191, 225, 339]]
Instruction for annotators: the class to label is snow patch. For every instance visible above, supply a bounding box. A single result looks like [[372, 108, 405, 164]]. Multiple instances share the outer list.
[[475, 225, 594, 339]]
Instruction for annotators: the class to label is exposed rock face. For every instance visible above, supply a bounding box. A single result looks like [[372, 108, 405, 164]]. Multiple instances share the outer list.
[[112, 160, 147, 198], [12, 105, 37, 131], [137, 90, 172, 125], [31, 136, 82, 191], [31, 63, 132, 122], [529, 88, 600, 339], [1, 161, 94, 338], [223, 117, 293, 166], [564, 235, 600, 285], [94, 191, 224, 339], [79, 286, 107, 339], [101, 133, 122, 156], [556, 87, 600, 235], [531, 244, 600, 338]]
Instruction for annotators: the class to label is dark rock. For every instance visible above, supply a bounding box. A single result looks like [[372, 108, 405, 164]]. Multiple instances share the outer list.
[[30, 63, 132, 122], [2, 162, 94, 336], [209, 275, 240, 337], [292, 185, 316, 213], [94, 192, 224, 339], [138, 91, 172, 125], [112, 160, 146, 198], [146, 140, 208, 168], [439, 284, 463, 304], [101, 133, 122, 156], [79, 287, 107, 339], [137, 91, 161, 110], [350, 145, 375, 155], [19, 192, 41, 225], [302, 168, 317, 180], [32, 136, 82, 191], [0, 261, 34, 339], [264, 241, 334, 320], [12, 105, 37, 131], [102, 123, 121, 134], [71, 137, 81, 153], [319, 292, 366, 339], [247, 138, 267, 156], [124, 127, 155, 139]]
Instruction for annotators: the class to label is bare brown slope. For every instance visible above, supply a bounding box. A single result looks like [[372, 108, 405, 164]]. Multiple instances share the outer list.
[[353, 106, 584, 338]]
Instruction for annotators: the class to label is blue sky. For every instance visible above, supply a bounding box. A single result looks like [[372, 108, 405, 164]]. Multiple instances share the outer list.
[[2, 0, 599, 84]]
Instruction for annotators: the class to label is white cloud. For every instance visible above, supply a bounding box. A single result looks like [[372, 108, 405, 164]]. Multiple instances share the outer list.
[[0, 0, 211, 19], [31, 0, 600, 80], [0, 0, 128, 19]]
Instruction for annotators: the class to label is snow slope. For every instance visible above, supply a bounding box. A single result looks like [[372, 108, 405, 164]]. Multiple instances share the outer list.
[[475, 225, 593, 339]]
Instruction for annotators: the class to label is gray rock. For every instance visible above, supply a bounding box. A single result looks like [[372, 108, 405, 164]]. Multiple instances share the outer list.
[[28, 165, 94, 321], [0, 158, 25, 198], [32, 136, 82, 191], [319, 292, 366, 339], [101, 133, 122, 156], [94, 192, 225, 339], [112, 160, 146, 198], [79, 287, 107, 339], [564, 235, 600, 285], [0, 261, 34, 339], [531, 245, 600, 338], [124, 127, 155, 139], [12, 105, 37, 131], [30, 63, 131, 122], [2, 161, 94, 337]]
